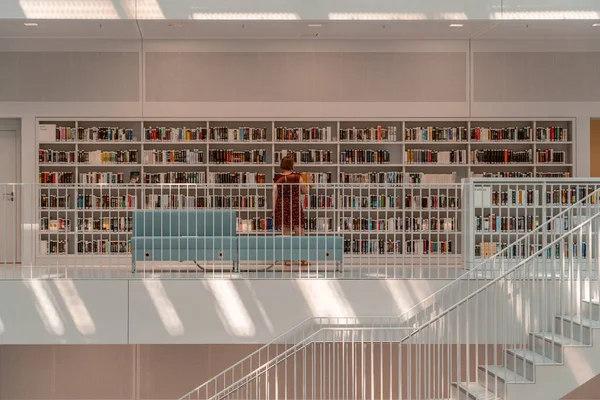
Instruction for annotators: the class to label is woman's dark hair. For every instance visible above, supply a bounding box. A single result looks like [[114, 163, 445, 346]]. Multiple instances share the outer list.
[[280, 156, 294, 171]]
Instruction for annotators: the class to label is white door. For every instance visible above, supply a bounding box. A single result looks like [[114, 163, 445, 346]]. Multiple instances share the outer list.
[[0, 129, 18, 263]]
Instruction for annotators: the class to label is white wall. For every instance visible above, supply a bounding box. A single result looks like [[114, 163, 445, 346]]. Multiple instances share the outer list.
[[0, 279, 449, 344]]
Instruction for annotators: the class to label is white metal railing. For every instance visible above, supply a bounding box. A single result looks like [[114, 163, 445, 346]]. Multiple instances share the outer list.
[[185, 212, 600, 399], [4, 182, 464, 279], [463, 178, 600, 269], [177, 186, 600, 399]]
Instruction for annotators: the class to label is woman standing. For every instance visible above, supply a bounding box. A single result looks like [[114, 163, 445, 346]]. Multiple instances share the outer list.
[[273, 156, 310, 268]]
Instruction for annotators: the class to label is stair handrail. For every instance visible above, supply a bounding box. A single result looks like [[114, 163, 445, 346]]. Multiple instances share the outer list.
[[207, 213, 600, 400], [179, 184, 600, 400]]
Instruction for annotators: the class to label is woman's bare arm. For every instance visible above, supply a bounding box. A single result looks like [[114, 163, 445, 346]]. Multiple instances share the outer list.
[[300, 175, 310, 195]]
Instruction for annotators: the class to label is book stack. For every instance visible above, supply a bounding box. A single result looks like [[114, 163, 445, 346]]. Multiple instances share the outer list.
[[471, 172, 533, 178], [536, 149, 566, 164], [143, 172, 205, 184], [471, 127, 531, 142], [275, 150, 334, 164], [405, 149, 466, 164], [537, 172, 571, 178], [536, 126, 568, 142], [344, 239, 403, 255], [237, 217, 274, 232], [339, 172, 403, 184], [210, 127, 268, 142], [404, 173, 457, 184], [305, 217, 333, 232], [76, 194, 137, 209], [489, 189, 540, 206], [54, 126, 76, 141], [275, 127, 332, 142], [79, 150, 139, 164], [471, 149, 532, 164], [79, 172, 125, 184], [405, 240, 453, 255], [143, 149, 204, 164], [208, 172, 266, 184], [209, 149, 267, 164], [208, 195, 266, 209], [80, 127, 135, 142], [340, 149, 390, 164], [476, 215, 539, 233], [145, 194, 207, 209], [40, 194, 70, 209], [338, 195, 402, 209], [39, 172, 75, 184], [40, 217, 70, 232], [545, 188, 591, 205], [339, 217, 403, 232], [405, 127, 467, 142], [339, 126, 397, 142], [145, 127, 208, 142], [405, 194, 459, 209], [304, 194, 334, 209], [77, 217, 133, 232], [39, 149, 75, 163], [77, 240, 130, 254]]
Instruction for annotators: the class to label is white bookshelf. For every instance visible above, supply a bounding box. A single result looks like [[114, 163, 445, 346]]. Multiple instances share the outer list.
[[36, 119, 575, 260]]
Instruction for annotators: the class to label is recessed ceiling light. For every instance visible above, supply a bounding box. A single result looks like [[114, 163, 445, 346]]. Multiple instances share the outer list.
[[593, 23, 600, 27], [449, 23, 464, 27], [24, 22, 38, 27], [308, 24, 322, 27]]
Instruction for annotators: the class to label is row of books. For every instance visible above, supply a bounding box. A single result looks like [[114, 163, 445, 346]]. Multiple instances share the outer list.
[[344, 239, 453, 254], [77, 240, 131, 254], [475, 240, 585, 259], [337, 194, 459, 210], [536, 126, 568, 142], [80, 172, 126, 184], [275, 127, 332, 142], [208, 149, 267, 164], [536, 149, 567, 164], [339, 217, 455, 232], [54, 127, 136, 142], [40, 194, 70, 209], [145, 127, 207, 142], [237, 217, 274, 232], [144, 194, 266, 209], [471, 149, 532, 164], [79, 150, 139, 164], [303, 194, 334, 209], [275, 150, 334, 164], [40, 218, 70, 232], [487, 188, 595, 207], [207, 172, 266, 184], [77, 217, 133, 232], [143, 149, 204, 164], [210, 127, 268, 142], [405, 127, 467, 142], [339, 127, 397, 142], [473, 172, 571, 178], [476, 215, 540, 233], [39, 149, 75, 164], [405, 149, 467, 164], [471, 127, 531, 142], [143, 172, 205, 184], [339, 149, 390, 164], [39, 172, 75, 184], [76, 194, 137, 210], [339, 172, 404, 184]]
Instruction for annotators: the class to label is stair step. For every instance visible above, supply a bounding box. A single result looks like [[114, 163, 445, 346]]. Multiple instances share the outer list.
[[480, 365, 532, 383], [505, 349, 558, 366], [559, 315, 600, 328], [534, 332, 584, 346], [453, 382, 500, 400]]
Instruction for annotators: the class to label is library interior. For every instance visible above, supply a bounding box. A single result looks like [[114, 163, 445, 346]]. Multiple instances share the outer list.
[[1, 1, 600, 399]]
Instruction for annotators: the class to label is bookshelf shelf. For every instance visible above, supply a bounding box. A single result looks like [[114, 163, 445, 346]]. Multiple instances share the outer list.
[[36, 118, 575, 259]]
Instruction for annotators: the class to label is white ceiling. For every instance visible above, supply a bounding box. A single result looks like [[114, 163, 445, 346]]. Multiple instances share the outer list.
[[0, 19, 599, 40]]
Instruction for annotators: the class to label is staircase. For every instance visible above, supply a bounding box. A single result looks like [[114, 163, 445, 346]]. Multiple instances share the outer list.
[[179, 186, 600, 400]]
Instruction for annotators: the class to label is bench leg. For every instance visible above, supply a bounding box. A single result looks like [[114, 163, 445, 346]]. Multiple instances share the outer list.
[[131, 260, 136, 273], [335, 260, 343, 273], [233, 260, 239, 273]]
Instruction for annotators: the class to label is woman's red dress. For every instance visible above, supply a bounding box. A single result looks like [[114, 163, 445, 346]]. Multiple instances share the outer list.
[[274, 172, 305, 229]]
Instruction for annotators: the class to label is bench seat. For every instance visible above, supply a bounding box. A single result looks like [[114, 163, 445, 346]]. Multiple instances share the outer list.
[[238, 236, 343, 262]]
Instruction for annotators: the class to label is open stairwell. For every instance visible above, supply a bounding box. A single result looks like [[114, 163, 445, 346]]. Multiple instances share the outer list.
[[454, 299, 600, 400]]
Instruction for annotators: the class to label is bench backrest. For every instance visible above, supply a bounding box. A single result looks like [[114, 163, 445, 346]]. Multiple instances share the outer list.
[[132, 210, 236, 237]]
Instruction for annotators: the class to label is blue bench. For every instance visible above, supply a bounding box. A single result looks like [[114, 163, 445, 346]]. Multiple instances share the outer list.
[[131, 210, 237, 273], [131, 210, 344, 272], [239, 236, 343, 270]]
